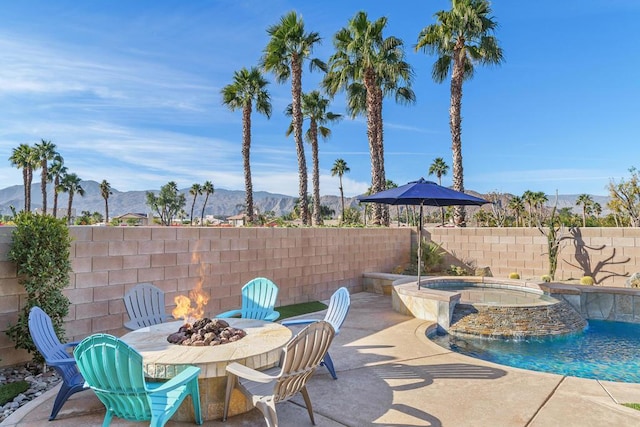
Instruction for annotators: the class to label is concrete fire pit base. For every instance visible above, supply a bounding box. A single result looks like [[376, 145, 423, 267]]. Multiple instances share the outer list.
[[120, 318, 292, 421]]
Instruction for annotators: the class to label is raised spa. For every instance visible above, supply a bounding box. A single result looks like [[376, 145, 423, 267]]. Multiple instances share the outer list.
[[392, 278, 586, 338]]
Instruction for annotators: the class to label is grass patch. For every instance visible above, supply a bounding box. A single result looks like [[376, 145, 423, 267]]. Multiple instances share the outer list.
[[0, 380, 29, 406], [276, 301, 327, 320], [623, 403, 640, 411]]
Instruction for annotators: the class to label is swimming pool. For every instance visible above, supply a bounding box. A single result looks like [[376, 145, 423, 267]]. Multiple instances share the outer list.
[[430, 319, 640, 383]]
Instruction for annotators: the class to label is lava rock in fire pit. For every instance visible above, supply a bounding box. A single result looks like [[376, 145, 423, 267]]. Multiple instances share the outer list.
[[167, 318, 247, 346]]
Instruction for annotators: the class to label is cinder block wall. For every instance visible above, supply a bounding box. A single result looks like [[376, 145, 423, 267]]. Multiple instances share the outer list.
[[427, 227, 640, 286], [0, 226, 412, 367]]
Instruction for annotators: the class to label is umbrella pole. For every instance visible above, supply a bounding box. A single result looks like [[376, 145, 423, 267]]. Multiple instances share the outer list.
[[418, 203, 423, 290]]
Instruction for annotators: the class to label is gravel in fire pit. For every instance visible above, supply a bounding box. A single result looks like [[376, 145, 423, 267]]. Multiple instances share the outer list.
[[167, 318, 246, 346]]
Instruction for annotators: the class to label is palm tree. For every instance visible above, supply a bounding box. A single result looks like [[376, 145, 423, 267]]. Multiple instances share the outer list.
[[286, 91, 341, 226], [522, 190, 535, 227], [200, 180, 214, 225], [507, 195, 525, 227], [331, 159, 350, 225], [189, 183, 202, 226], [222, 67, 271, 225], [9, 143, 38, 212], [59, 173, 84, 225], [576, 193, 594, 227], [533, 191, 548, 223], [262, 11, 323, 226], [47, 154, 66, 218], [324, 11, 414, 225], [416, 0, 504, 226], [34, 139, 57, 215], [100, 180, 112, 224], [428, 157, 449, 225]]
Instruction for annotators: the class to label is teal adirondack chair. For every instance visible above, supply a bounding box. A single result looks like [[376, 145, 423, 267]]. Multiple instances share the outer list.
[[281, 287, 350, 379], [215, 277, 280, 321], [73, 333, 202, 427]]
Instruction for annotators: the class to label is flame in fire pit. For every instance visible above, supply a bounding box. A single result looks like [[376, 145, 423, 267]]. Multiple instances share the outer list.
[[173, 281, 210, 323]]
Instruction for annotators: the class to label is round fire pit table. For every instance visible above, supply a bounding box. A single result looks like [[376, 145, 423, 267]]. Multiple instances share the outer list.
[[120, 318, 292, 421]]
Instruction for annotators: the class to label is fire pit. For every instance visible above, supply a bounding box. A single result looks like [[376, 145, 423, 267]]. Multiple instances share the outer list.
[[167, 318, 246, 346], [120, 318, 291, 421]]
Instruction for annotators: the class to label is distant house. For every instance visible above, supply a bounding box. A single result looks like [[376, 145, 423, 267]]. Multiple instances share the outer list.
[[113, 212, 149, 226], [226, 213, 246, 227]]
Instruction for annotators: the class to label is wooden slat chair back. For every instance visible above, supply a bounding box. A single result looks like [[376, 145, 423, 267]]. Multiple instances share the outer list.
[[28, 306, 88, 420], [280, 287, 350, 379], [73, 333, 202, 427], [124, 283, 170, 330], [215, 277, 280, 321], [223, 321, 335, 426]]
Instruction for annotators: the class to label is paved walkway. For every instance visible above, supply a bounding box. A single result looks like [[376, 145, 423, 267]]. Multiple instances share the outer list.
[[3, 292, 640, 426]]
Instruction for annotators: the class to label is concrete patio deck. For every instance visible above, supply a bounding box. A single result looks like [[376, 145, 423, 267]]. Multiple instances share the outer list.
[[3, 292, 640, 427]]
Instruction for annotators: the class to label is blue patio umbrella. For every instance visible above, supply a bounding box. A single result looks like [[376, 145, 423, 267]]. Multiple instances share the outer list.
[[357, 178, 489, 288]]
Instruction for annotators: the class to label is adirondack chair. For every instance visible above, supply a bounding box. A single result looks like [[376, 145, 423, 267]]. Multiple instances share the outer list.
[[281, 287, 350, 379], [124, 283, 172, 330], [215, 277, 280, 321], [223, 321, 335, 426], [28, 306, 88, 421], [73, 333, 203, 427]]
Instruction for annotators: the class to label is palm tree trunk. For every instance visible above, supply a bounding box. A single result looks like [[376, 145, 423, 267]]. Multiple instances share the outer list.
[[67, 192, 74, 225], [243, 103, 254, 224], [310, 120, 322, 226], [450, 43, 466, 227], [22, 169, 29, 212], [105, 200, 109, 225], [376, 87, 389, 226], [364, 69, 382, 225], [53, 177, 59, 218], [201, 194, 210, 225], [26, 168, 33, 212], [41, 165, 48, 214], [291, 56, 309, 225], [339, 175, 345, 226]]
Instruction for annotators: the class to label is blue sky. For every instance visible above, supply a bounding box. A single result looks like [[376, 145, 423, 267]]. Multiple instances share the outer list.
[[1, 0, 638, 198]]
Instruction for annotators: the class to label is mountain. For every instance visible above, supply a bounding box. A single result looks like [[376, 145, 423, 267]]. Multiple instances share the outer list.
[[0, 181, 609, 219], [0, 181, 360, 218]]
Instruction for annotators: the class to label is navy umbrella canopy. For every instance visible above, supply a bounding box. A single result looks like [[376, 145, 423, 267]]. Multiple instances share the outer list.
[[357, 178, 489, 289], [356, 178, 488, 206]]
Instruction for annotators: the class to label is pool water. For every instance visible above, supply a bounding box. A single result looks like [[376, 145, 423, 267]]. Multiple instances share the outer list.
[[430, 320, 640, 383]]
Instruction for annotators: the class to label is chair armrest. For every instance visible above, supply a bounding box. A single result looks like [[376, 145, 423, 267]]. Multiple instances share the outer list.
[[215, 309, 242, 318], [46, 356, 78, 368], [124, 319, 139, 330], [226, 362, 276, 383], [61, 341, 80, 353], [280, 318, 317, 327], [148, 366, 201, 394], [264, 311, 280, 321]]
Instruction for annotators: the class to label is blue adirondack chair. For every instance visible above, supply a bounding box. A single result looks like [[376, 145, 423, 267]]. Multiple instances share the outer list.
[[124, 283, 172, 330], [73, 333, 203, 427], [28, 306, 88, 420], [281, 287, 350, 379], [215, 277, 280, 321]]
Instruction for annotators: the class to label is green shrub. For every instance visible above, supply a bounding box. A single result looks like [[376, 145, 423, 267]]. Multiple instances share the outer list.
[[580, 276, 595, 285], [541, 275, 552, 283], [509, 272, 520, 279], [0, 380, 29, 406], [6, 212, 73, 362], [446, 265, 468, 276], [412, 239, 445, 274]]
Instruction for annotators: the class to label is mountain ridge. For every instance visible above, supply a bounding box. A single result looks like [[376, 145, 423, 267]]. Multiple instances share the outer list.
[[0, 181, 610, 219]]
